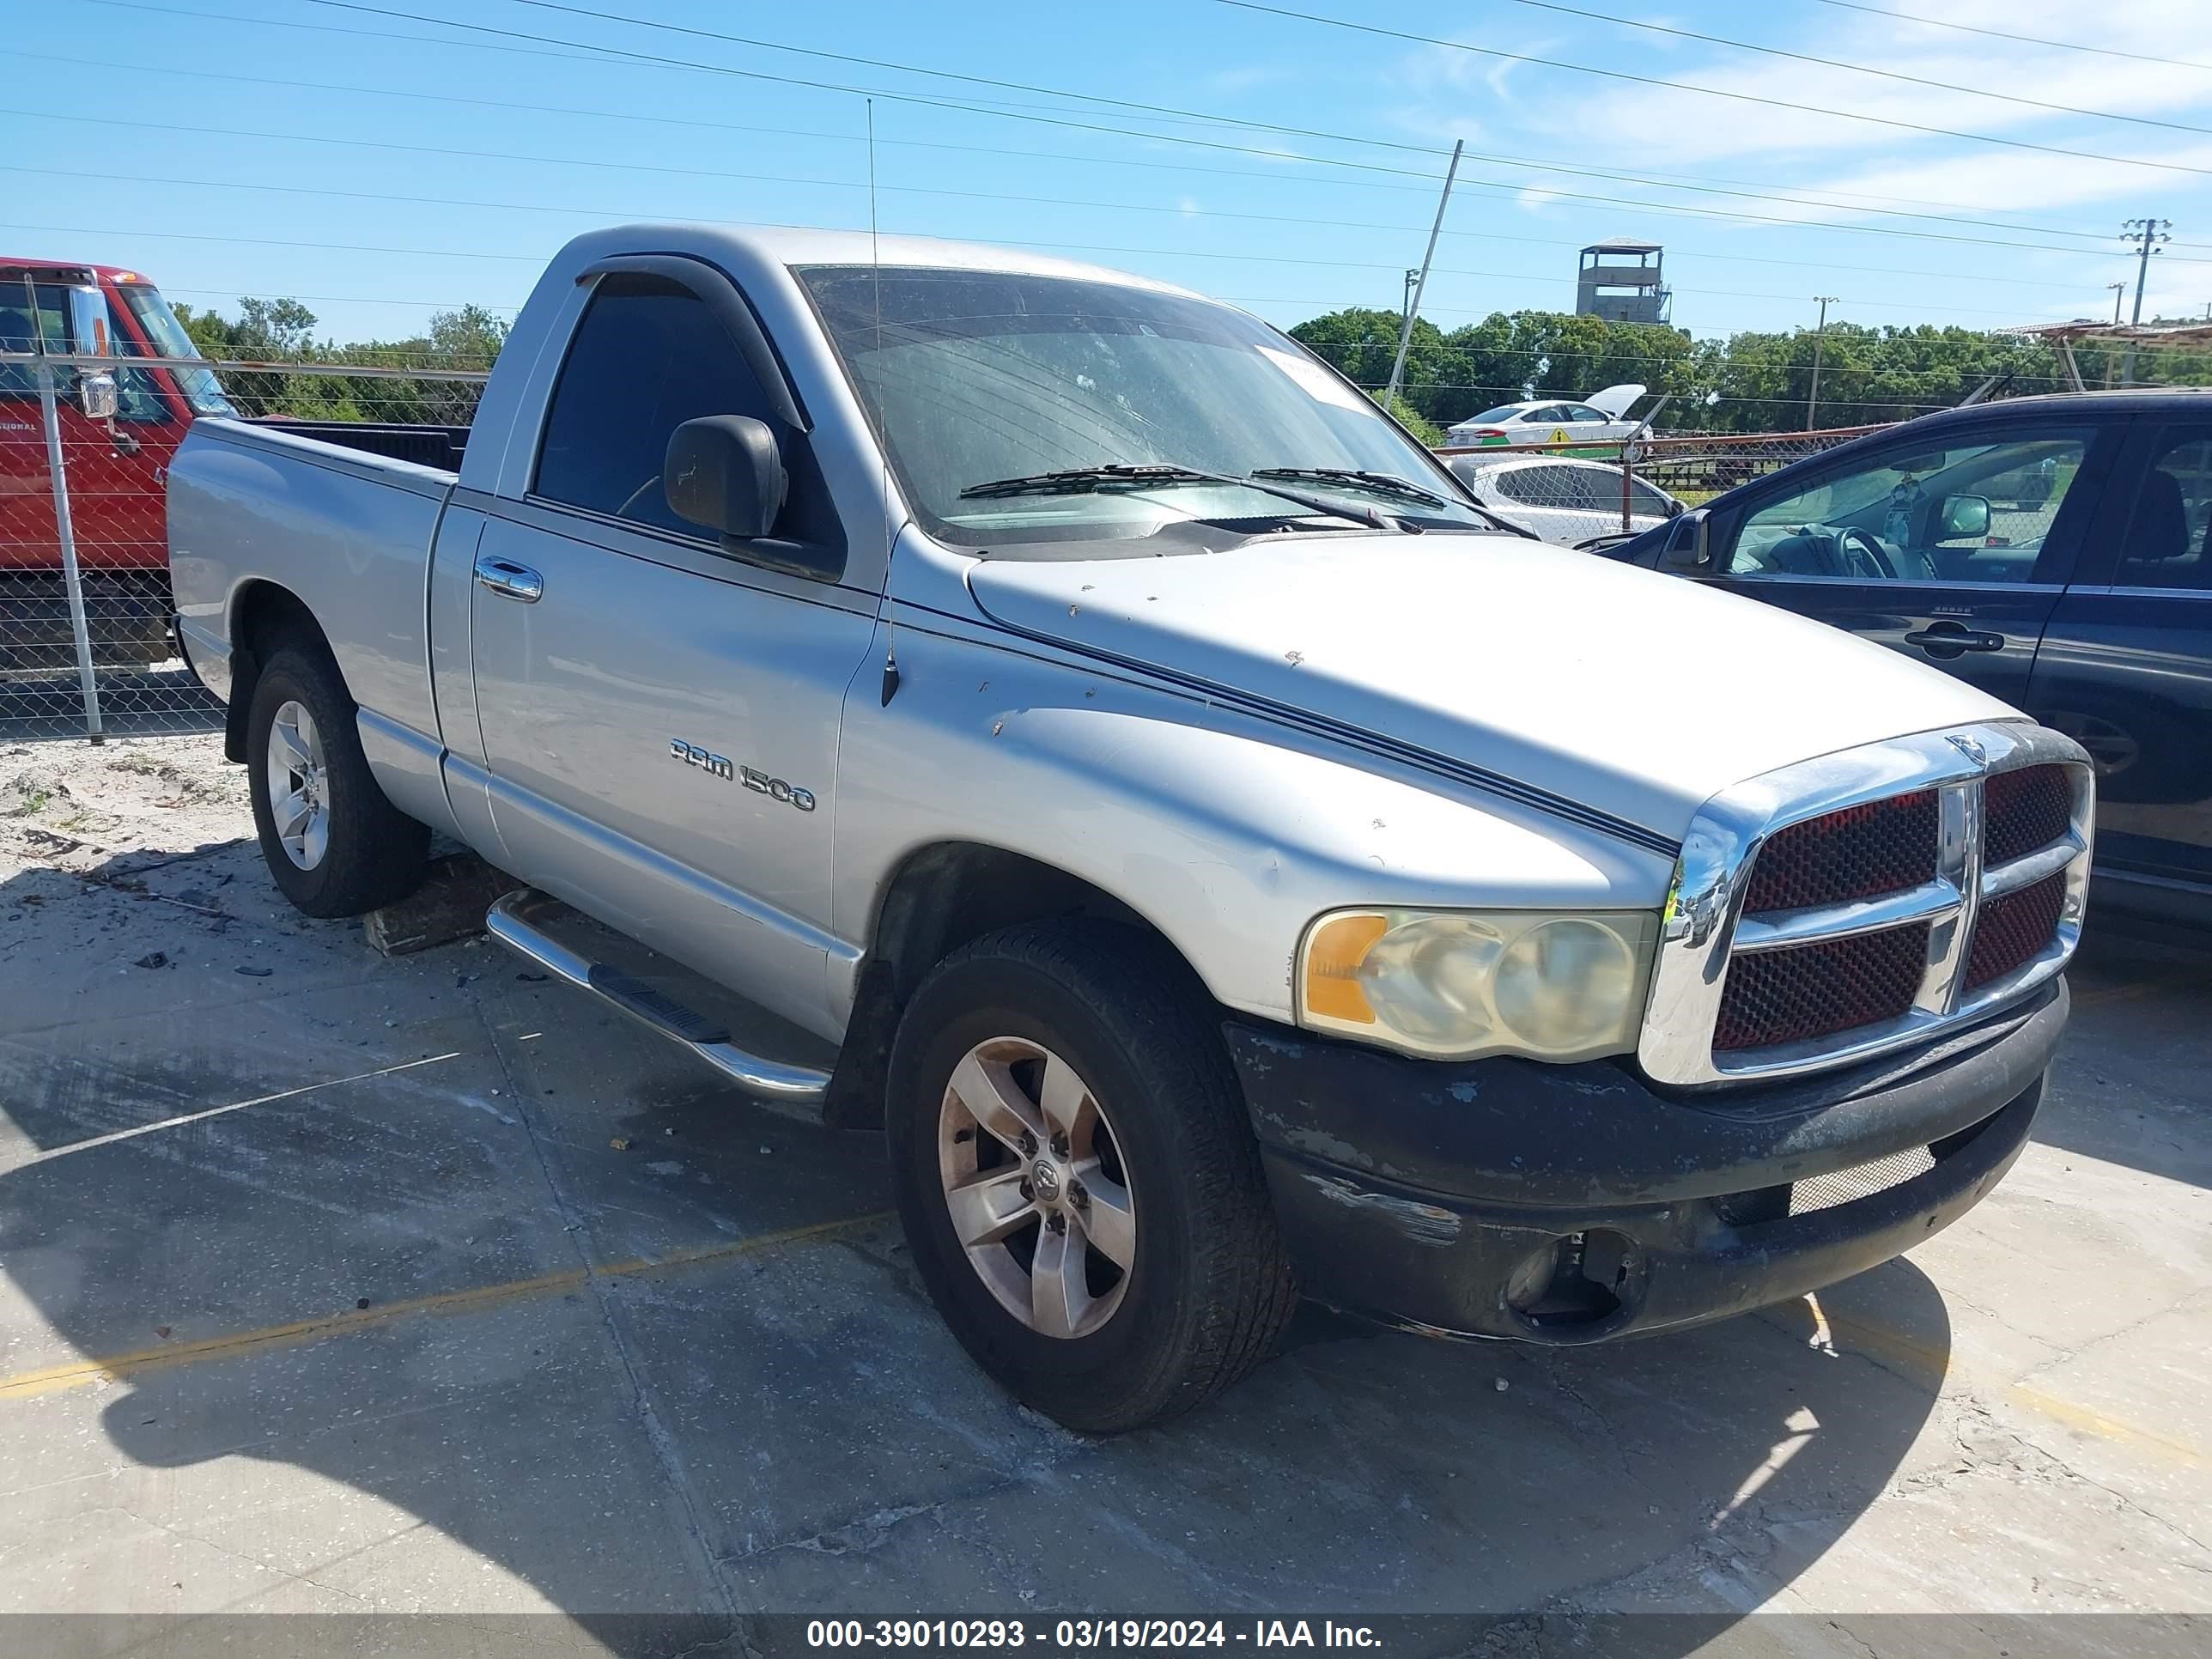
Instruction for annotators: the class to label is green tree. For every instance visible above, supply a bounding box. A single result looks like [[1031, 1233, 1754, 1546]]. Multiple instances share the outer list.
[[1370, 391, 1443, 447]]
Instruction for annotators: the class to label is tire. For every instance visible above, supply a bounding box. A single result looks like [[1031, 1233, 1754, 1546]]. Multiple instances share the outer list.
[[245, 636, 428, 918], [887, 920, 1296, 1434]]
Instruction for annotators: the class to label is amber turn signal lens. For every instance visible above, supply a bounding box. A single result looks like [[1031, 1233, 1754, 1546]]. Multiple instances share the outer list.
[[1303, 913, 1387, 1024]]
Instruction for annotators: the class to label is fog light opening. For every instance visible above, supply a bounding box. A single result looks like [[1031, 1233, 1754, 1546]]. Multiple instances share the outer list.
[[1505, 1230, 1633, 1328]]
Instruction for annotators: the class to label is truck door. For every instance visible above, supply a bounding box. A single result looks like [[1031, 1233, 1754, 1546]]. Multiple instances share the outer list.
[[1694, 418, 2123, 711], [466, 264, 875, 1040], [2027, 418, 2212, 920]]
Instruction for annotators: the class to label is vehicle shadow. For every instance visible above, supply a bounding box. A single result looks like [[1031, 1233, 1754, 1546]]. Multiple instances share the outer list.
[[0, 846, 1953, 1656]]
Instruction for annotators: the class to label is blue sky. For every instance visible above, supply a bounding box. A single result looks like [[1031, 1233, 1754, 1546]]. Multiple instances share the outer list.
[[5, 0, 2210, 352]]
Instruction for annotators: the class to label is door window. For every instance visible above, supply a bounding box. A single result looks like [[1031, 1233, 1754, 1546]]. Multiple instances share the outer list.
[[2112, 430, 2212, 590], [1627, 477, 1670, 515], [1721, 429, 2091, 585], [534, 274, 786, 539], [0, 282, 167, 422], [1494, 464, 1582, 508]]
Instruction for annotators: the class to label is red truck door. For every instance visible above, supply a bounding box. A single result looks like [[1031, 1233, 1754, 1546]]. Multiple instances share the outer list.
[[0, 276, 190, 574], [1, 272, 195, 667]]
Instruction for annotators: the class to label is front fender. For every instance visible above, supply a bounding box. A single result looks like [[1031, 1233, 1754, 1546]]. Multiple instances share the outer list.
[[830, 620, 1674, 1025]]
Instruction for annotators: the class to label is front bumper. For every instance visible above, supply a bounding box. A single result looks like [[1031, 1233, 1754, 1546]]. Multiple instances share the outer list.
[[1227, 978, 2063, 1343]]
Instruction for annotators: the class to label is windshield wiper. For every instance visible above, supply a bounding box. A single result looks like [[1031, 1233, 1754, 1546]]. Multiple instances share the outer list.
[[956, 464, 1393, 531], [1256, 465, 1536, 539], [1249, 467, 1448, 509]]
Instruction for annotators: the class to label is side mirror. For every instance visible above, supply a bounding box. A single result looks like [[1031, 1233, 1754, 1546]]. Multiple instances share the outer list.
[[63, 285, 118, 422], [1663, 496, 1686, 520], [64, 284, 112, 358], [1662, 507, 1711, 568], [77, 371, 119, 422], [665, 415, 786, 542], [1939, 492, 1991, 540]]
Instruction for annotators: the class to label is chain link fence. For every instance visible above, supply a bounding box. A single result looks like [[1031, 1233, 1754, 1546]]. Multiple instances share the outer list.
[[1, 346, 485, 743], [1437, 425, 1886, 548]]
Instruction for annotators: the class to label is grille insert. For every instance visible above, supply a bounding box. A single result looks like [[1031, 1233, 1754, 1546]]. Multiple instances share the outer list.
[[1967, 872, 2067, 988], [1712, 1146, 1938, 1228], [1791, 1146, 1937, 1214], [1714, 922, 1930, 1052], [1984, 764, 2072, 866], [1741, 789, 1938, 915]]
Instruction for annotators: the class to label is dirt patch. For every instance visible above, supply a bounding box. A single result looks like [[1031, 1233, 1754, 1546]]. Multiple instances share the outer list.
[[0, 733, 248, 878]]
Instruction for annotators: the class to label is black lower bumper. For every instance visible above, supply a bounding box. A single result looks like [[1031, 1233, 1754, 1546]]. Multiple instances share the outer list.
[[1227, 979, 2063, 1343]]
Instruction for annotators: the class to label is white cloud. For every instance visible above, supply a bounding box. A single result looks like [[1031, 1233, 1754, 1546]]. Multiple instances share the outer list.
[[1396, 0, 2212, 179]]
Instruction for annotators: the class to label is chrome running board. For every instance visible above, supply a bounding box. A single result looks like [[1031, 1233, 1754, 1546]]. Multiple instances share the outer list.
[[486, 889, 830, 1104]]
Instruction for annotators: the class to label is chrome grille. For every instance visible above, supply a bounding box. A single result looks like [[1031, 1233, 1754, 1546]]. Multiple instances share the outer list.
[[1713, 922, 1930, 1052], [1739, 788, 1937, 915], [1639, 724, 2094, 1086]]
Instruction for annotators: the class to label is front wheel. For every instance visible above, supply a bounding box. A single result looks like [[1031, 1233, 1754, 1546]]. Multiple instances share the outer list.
[[887, 921, 1295, 1434]]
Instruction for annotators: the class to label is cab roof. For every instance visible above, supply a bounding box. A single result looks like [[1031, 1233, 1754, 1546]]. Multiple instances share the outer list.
[[0, 258, 156, 283]]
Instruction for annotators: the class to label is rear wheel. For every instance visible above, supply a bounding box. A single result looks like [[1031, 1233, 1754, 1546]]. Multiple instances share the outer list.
[[246, 640, 428, 917], [888, 921, 1295, 1433]]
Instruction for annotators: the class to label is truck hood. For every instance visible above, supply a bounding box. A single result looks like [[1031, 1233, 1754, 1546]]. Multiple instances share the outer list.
[[963, 533, 2014, 843]]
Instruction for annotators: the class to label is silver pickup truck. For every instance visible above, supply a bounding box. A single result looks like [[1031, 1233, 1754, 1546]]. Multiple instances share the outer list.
[[168, 224, 2091, 1432]]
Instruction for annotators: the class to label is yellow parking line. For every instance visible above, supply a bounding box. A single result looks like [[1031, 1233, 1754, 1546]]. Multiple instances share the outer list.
[[2011, 1382, 2205, 1468], [0, 1211, 892, 1402], [1815, 1308, 2203, 1469]]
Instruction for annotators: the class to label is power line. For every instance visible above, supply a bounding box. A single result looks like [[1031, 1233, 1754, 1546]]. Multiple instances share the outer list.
[[47, 10, 2199, 252], [1480, 0, 2212, 137], [0, 166, 2094, 325], [1804, 0, 2212, 73], [0, 214, 2087, 323], [1217, 1, 2212, 179], [298, 0, 1450, 159], [0, 106, 2150, 293]]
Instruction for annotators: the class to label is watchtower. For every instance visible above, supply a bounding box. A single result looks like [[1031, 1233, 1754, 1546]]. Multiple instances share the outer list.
[[1577, 240, 1668, 325]]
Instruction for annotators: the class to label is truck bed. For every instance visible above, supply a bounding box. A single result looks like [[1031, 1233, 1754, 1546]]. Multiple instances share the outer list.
[[166, 416, 460, 748], [252, 419, 470, 472]]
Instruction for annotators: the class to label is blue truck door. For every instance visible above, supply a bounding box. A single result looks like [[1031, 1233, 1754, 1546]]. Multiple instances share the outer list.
[[1696, 419, 2123, 711], [2027, 418, 2212, 924]]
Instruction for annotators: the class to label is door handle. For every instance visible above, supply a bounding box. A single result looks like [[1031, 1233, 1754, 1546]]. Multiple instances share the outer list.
[[1903, 623, 2004, 657], [474, 556, 544, 603]]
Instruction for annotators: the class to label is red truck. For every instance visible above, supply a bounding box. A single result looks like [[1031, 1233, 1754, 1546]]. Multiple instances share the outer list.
[[2, 257, 238, 667]]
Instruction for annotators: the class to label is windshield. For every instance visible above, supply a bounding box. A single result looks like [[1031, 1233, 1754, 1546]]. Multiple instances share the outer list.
[[1462, 405, 1527, 425], [115, 284, 238, 416], [795, 264, 1488, 550]]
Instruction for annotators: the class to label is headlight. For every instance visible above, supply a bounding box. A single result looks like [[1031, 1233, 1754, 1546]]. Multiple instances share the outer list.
[[1297, 908, 1658, 1062]]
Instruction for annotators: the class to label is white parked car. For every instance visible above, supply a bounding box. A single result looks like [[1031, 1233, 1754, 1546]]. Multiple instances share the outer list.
[[1443, 383, 1646, 450], [1448, 453, 1683, 546]]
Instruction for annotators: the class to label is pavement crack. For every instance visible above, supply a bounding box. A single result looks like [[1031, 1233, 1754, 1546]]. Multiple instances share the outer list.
[[2011, 1289, 2209, 1389], [1541, 1355, 1656, 1498], [717, 1472, 1018, 1564], [106, 1504, 375, 1607], [471, 996, 746, 1624]]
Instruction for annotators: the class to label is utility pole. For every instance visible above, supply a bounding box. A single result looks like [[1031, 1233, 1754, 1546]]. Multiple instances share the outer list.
[[2106, 282, 2128, 325], [1805, 295, 1838, 432], [1384, 139, 1462, 416], [1401, 267, 1419, 325], [2120, 216, 2171, 385]]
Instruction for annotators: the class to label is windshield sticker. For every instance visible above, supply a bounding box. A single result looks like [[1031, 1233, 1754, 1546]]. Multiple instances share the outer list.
[[1258, 346, 1370, 414]]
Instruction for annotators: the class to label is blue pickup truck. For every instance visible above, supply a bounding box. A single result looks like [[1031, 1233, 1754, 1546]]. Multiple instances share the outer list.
[[1612, 390, 2212, 933]]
